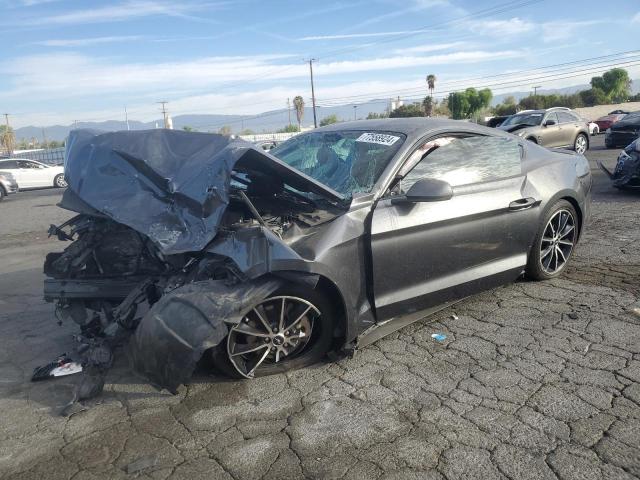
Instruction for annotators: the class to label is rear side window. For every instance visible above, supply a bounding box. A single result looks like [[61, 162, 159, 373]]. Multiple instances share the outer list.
[[0, 160, 18, 169], [402, 135, 522, 189], [557, 112, 577, 123]]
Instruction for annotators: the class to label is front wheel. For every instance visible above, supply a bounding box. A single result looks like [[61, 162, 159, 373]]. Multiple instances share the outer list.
[[54, 174, 67, 188], [526, 200, 578, 280], [211, 284, 336, 378], [574, 134, 588, 154]]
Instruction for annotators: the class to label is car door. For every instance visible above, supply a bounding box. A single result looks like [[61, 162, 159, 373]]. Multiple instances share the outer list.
[[369, 134, 540, 320], [538, 112, 563, 147], [557, 111, 581, 147], [15, 160, 43, 188]]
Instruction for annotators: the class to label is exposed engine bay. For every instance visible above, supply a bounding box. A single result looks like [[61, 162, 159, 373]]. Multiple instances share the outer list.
[[43, 129, 346, 404]]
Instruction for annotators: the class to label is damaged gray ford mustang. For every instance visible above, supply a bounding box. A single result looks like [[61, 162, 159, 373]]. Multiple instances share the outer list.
[[44, 118, 591, 396]]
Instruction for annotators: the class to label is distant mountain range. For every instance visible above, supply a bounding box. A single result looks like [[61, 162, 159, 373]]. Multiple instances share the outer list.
[[15, 79, 640, 142]]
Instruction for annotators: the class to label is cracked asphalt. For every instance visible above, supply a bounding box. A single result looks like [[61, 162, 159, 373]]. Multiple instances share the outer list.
[[1, 136, 639, 480]]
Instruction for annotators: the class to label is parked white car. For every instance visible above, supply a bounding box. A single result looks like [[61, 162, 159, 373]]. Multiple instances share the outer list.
[[588, 122, 599, 136], [0, 158, 66, 189]]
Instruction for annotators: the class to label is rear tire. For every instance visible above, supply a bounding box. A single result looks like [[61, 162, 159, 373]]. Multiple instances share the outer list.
[[54, 174, 67, 188], [211, 283, 337, 378], [574, 133, 588, 154], [0, 187, 4, 201], [526, 200, 578, 281]]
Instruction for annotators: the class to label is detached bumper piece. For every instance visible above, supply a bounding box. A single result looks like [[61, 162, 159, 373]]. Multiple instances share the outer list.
[[128, 277, 281, 393]]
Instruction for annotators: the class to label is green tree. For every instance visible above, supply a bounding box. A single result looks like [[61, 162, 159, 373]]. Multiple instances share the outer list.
[[218, 125, 232, 136], [493, 96, 517, 116], [319, 114, 339, 126], [277, 124, 300, 133], [389, 103, 425, 118], [448, 88, 492, 119], [293, 96, 305, 131], [448, 92, 470, 119], [422, 96, 433, 117], [0, 125, 15, 154], [591, 68, 631, 103], [182, 125, 196, 132], [366, 112, 389, 119], [426, 74, 436, 98], [433, 98, 450, 117], [239, 128, 255, 135]]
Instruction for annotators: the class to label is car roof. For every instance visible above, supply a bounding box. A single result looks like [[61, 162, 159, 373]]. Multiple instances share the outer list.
[[312, 117, 503, 145]]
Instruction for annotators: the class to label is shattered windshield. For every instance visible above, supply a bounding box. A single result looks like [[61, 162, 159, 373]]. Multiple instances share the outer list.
[[501, 113, 543, 127], [270, 130, 406, 197]]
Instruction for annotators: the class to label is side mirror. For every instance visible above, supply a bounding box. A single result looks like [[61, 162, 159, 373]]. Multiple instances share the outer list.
[[392, 178, 453, 204], [544, 119, 556, 126]]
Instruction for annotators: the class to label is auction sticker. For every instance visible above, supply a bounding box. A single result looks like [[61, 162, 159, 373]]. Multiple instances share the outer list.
[[356, 132, 400, 146]]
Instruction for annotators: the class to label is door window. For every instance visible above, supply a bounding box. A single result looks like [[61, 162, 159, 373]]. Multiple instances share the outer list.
[[557, 111, 577, 123], [401, 135, 522, 189], [0, 160, 18, 169], [544, 112, 559, 125], [17, 160, 38, 169]]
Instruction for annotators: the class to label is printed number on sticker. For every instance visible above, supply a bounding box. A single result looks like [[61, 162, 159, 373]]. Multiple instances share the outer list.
[[356, 133, 400, 146]]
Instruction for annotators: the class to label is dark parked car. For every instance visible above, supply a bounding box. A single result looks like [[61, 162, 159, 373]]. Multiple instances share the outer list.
[[599, 139, 640, 189], [605, 111, 640, 149], [486, 115, 509, 128], [43, 123, 591, 397], [498, 107, 590, 154], [0, 171, 19, 200]]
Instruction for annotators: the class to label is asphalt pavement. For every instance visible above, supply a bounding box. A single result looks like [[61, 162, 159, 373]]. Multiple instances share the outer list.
[[1, 135, 639, 480]]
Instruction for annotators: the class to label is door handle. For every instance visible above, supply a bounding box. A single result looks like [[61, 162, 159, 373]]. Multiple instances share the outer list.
[[509, 197, 536, 211]]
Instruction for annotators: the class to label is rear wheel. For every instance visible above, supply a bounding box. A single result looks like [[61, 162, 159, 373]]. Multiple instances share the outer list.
[[0, 187, 4, 201], [54, 174, 67, 188], [526, 200, 578, 280], [211, 284, 336, 378], [574, 134, 588, 154]]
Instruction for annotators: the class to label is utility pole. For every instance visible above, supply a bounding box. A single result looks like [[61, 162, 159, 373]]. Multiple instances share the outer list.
[[124, 106, 130, 131], [532, 85, 541, 109], [353, 105, 357, 121], [2, 113, 13, 154], [307, 59, 318, 128], [287, 98, 291, 126], [157, 101, 169, 128], [42, 128, 47, 149]]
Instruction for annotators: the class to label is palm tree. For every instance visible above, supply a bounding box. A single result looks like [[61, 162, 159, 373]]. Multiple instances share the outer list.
[[293, 96, 305, 131], [426, 74, 436, 99]]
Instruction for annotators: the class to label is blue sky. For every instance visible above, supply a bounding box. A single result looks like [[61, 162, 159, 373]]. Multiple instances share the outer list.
[[1, 0, 639, 127]]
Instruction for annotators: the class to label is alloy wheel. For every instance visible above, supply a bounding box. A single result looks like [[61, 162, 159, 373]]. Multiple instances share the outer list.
[[55, 175, 67, 188], [227, 296, 320, 378], [575, 135, 587, 154], [539, 209, 576, 275]]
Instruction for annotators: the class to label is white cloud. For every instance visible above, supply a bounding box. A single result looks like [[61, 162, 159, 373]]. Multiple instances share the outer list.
[[469, 17, 536, 36], [633, 12, 640, 24], [0, 49, 520, 102], [32, 36, 146, 47], [12, 1, 222, 26], [540, 20, 604, 42], [396, 41, 470, 54]]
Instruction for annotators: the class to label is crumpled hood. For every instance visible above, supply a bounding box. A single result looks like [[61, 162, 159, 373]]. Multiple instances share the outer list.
[[61, 129, 343, 255]]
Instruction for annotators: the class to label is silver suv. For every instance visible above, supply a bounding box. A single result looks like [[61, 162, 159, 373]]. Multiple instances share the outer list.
[[498, 107, 590, 154]]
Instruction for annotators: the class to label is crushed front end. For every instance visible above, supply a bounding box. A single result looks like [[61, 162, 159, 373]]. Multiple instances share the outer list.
[[43, 129, 345, 399]]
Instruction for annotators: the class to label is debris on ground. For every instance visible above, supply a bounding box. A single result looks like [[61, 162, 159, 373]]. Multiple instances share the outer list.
[[450, 314, 459, 320], [123, 455, 158, 474], [31, 354, 82, 381], [431, 333, 447, 342], [567, 312, 579, 319]]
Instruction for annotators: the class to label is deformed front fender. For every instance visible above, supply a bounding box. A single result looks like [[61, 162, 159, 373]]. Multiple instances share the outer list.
[[128, 276, 282, 393]]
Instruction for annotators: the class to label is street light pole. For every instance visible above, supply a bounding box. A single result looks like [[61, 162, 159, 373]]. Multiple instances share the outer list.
[[532, 85, 541, 108], [353, 105, 357, 120], [307, 59, 318, 128]]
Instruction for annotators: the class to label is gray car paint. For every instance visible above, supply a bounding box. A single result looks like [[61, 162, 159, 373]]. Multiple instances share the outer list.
[[44, 118, 591, 392]]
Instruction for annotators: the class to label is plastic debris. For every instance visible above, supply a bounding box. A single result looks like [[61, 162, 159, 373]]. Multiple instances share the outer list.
[[567, 312, 579, 320], [31, 354, 83, 382], [431, 333, 447, 342], [450, 314, 459, 320], [124, 455, 158, 474]]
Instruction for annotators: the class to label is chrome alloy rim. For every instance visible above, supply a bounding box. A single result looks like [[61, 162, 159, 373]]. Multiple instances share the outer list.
[[55, 175, 67, 188], [540, 209, 576, 274], [227, 296, 320, 378], [575, 135, 587, 154]]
